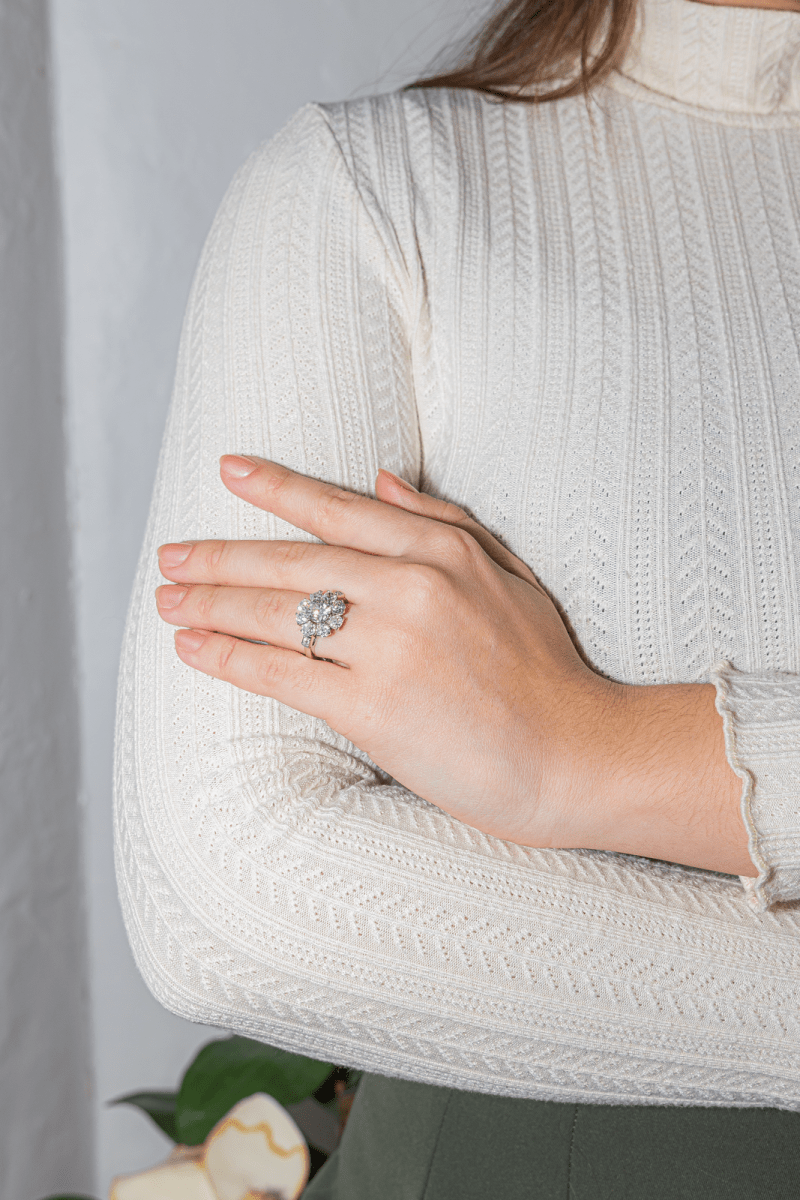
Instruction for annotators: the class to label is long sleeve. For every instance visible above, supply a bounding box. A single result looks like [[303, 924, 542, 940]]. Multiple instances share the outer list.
[[713, 664, 800, 911], [115, 93, 800, 1111]]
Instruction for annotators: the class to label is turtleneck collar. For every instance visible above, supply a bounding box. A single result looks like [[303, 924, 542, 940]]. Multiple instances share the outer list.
[[612, 0, 800, 115]]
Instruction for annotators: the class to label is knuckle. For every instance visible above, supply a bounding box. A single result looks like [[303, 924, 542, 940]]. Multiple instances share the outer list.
[[255, 651, 293, 690], [261, 463, 293, 501], [316, 487, 358, 526], [439, 499, 468, 523], [191, 584, 217, 620], [275, 538, 316, 573], [435, 525, 481, 568], [215, 634, 239, 673], [447, 525, 480, 556], [401, 561, 445, 608], [205, 539, 228, 573], [253, 588, 283, 630]]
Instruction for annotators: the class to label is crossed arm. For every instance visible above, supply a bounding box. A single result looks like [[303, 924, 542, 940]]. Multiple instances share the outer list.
[[155, 453, 755, 881]]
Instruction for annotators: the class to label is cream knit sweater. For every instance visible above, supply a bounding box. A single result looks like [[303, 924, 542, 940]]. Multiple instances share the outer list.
[[115, 0, 800, 1108]]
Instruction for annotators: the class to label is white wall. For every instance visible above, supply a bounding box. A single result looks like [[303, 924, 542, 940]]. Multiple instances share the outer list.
[[0, 3, 92, 1197], [48, 1, 485, 1193]]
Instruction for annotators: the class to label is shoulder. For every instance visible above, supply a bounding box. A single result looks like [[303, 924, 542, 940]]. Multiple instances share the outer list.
[[233, 86, 588, 224], [210, 88, 553, 281], [314, 88, 488, 162], [256, 88, 494, 161], [207, 90, 496, 276], [314, 88, 509, 194], [239, 88, 506, 216]]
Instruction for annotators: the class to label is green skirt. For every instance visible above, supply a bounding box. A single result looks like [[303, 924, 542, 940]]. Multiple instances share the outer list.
[[305, 1074, 800, 1199]]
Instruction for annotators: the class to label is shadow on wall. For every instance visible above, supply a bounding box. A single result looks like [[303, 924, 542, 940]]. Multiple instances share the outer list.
[[0, 0, 91, 1196], [0, 0, 490, 1197]]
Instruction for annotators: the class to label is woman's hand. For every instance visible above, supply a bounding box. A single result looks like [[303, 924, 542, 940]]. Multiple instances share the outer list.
[[156, 455, 755, 876], [155, 455, 609, 850]]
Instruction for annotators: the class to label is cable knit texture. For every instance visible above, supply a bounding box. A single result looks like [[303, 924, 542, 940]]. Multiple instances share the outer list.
[[713, 664, 800, 910], [615, 0, 800, 114], [116, 0, 800, 1108]]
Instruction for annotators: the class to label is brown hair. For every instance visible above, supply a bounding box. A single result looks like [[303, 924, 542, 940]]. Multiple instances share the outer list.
[[410, 0, 638, 103]]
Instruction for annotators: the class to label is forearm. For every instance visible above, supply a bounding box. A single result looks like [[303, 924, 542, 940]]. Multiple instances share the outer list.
[[569, 679, 755, 877]]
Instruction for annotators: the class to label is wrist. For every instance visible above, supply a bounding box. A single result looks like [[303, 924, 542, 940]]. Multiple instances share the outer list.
[[563, 679, 755, 877]]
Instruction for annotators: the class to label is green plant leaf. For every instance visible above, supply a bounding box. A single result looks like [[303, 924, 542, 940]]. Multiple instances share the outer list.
[[109, 1089, 178, 1141], [176, 1036, 334, 1146]]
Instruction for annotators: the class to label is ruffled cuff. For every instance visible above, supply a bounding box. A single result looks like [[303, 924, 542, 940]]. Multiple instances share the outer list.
[[712, 661, 800, 911]]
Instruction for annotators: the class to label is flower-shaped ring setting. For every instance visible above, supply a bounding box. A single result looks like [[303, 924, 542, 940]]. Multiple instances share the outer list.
[[296, 590, 348, 656]]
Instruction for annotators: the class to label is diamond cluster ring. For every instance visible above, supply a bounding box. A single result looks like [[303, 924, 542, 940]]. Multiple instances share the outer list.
[[296, 590, 347, 656]]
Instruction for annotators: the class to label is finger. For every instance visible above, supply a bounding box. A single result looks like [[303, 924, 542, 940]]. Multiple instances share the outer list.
[[173, 628, 349, 714], [157, 537, 385, 597], [374, 469, 539, 586], [219, 455, 440, 557], [156, 583, 355, 656]]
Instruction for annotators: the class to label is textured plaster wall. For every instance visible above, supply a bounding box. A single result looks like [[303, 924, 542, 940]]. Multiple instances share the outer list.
[[0, 2, 92, 1197], [49, 1, 485, 1192]]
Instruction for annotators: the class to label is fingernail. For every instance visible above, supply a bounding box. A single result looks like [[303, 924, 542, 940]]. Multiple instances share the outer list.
[[156, 585, 188, 609], [158, 543, 192, 568], [175, 629, 208, 653], [379, 469, 418, 493], [220, 454, 261, 478]]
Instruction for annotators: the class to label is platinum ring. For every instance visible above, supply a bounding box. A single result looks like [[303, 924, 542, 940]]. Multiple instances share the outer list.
[[296, 590, 348, 657]]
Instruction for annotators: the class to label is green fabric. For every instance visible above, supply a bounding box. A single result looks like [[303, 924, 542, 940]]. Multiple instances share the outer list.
[[305, 1074, 800, 1199]]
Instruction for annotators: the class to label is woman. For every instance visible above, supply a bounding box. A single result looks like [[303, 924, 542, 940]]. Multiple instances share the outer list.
[[117, 0, 800, 1192]]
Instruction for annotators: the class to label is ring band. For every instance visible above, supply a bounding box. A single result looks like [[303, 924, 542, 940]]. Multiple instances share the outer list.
[[296, 590, 347, 656]]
